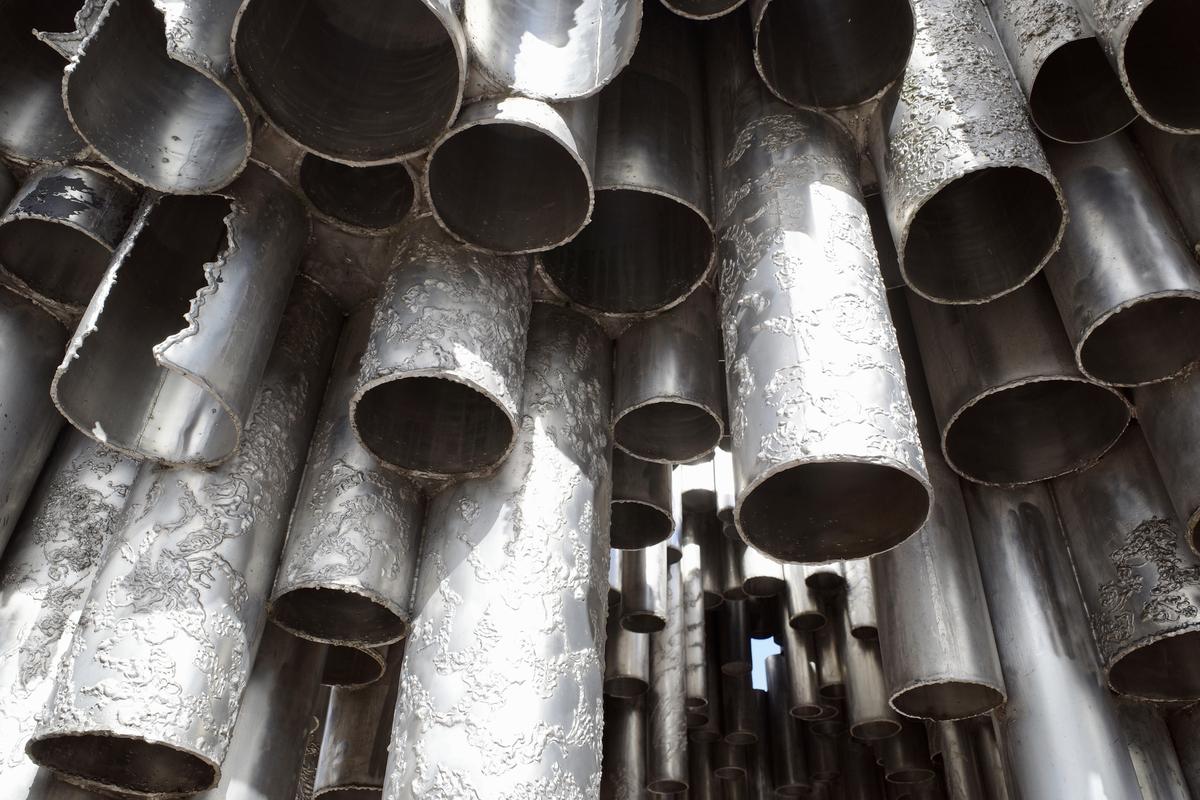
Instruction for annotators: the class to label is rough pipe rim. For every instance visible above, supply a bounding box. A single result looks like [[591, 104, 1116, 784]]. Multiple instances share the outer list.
[[614, 395, 724, 464], [297, 154, 418, 237], [660, 0, 748, 20], [1028, 38, 1138, 144], [1106, 624, 1200, 702], [26, 730, 221, 797], [269, 582, 410, 649], [1118, 0, 1200, 134], [888, 676, 1008, 722], [321, 644, 388, 690], [1075, 288, 1200, 387]]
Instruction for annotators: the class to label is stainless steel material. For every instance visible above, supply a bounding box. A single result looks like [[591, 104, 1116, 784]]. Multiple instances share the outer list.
[[0, 166, 137, 313], [1167, 703, 1200, 797], [969, 716, 1011, 800], [298, 154, 418, 237], [600, 695, 645, 800], [838, 601, 900, 740], [714, 447, 735, 525], [1043, 135, 1200, 386], [52, 164, 309, 467], [621, 541, 669, 633], [65, 0, 251, 193], [986, 0, 1136, 142], [0, 286, 66, 552], [677, 456, 718, 513], [606, 608, 650, 697], [661, 0, 745, 22], [708, 21, 931, 563], [233, 0, 466, 163], [1135, 367, 1200, 552], [690, 740, 721, 800], [784, 565, 827, 632], [694, 615, 724, 738], [539, 5, 712, 318], [843, 559, 877, 639], [872, 0, 1066, 304], [815, 605, 846, 700], [687, 511, 724, 610], [1118, 701, 1191, 799], [649, 561, 689, 793], [906, 278, 1131, 486], [765, 655, 810, 796], [425, 95, 598, 254], [719, 598, 752, 676], [742, 545, 785, 598], [313, 644, 403, 799], [746, 595, 779, 640], [682, 534, 710, 712], [612, 287, 722, 460], [843, 737, 885, 799], [29, 279, 341, 796], [321, 644, 388, 690], [296, 690, 328, 800], [936, 721, 985, 800], [611, 450, 674, 549], [883, 719, 936, 784], [609, 548, 622, 608], [1051, 427, 1200, 702], [804, 723, 839, 783], [964, 481, 1143, 799], [748, 691, 774, 799], [1133, 121, 1200, 259], [350, 214, 530, 480], [722, 671, 759, 745], [381, 303, 611, 799], [804, 563, 847, 593], [778, 600, 824, 720], [721, 773, 751, 800], [270, 308, 425, 649], [749, 0, 914, 110], [722, 537, 748, 601], [716, 740, 748, 780], [0, 431, 139, 798]]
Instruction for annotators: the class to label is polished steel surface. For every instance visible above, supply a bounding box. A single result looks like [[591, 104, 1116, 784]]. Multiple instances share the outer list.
[[842, 736, 886, 800], [605, 607, 650, 698], [681, 532, 710, 712], [964, 481, 1143, 799], [713, 447, 735, 525], [803, 722, 839, 783], [271, 307, 425, 649], [381, 303, 611, 799], [815, 603, 846, 701], [842, 559, 877, 639], [621, 541, 668, 633], [882, 719, 937, 784], [29, 279, 341, 796], [715, 739, 748, 780], [1043, 134, 1200, 386], [600, 695, 644, 800], [708, 18, 930, 563], [741, 544, 785, 598], [1133, 121, 1200, 259], [648, 561, 689, 792], [689, 740, 721, 800], [873, 0, 1065, 304], [747, 691, 774, 799], [685, 511, 724, 616], [783, 565, 827, 632], [611, 450, 674, 549], [1167, 703, 1200, 798], [907, 278, 1131, 486], [52, 164, 309, 467], [1134, 366, 1200, 552], [765, 655, 810, 796], [721, 536, 747, 602], [969, 716, 1011, 800], [1118, 700, 1191, 799], [837, 600, 900, 740], [778, 599, 823, 720], [722, 671, 759, 745], [719, 598, 751, 676], [935, 720, 985, 800]]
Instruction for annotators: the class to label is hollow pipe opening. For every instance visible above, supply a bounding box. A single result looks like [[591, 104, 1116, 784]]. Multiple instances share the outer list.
[[27, 732, 218, 796], [1079, 294, 1200, 386], [1123, 0, 1200, 133], [604, 675, 648, 698], [851, 718, 901, 740], [611, 500, 674, 549], [660, 0, 746, 20], [270, 587, 408, 647], [0, 217, 114, 307], [1029, 39, 1137, 143], [615, 400, 723, 464], [321, 645, 386, 688], [621, 611, 666, 634], [298, 154, 415, 232], [789, 611, 827, 632], [890, 681, 1007, 722], [1109, 628, 1200, 701], [315, 789, 381, 800]]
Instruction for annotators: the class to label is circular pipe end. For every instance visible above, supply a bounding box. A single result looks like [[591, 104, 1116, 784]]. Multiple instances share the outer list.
[[614, 399, 723, 464], [609, 500, 674, 550], [789, 611, 827, 632], [270, 586, 408, 649], [298, 155, 416, 234], [1122, 0, 1200, 134], [1030, 39, 1138, 144], [1108, 627, 1200, 701], [743, 577, 785, 598], [621, 611, 666, 634], [1078, 293, 1200, 386], [648, 779, 688, 794], [889, 680, 1006, 721], [789, 703, 825, 720], [723, 731, 758, 746], [27, 732, 219, 796], [0, 217, 114, 307], [603, 676, 649, 698], [322, 644, 387, 689]]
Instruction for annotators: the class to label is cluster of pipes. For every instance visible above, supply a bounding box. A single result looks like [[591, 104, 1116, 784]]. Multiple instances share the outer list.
[[0, 0, 1198, 798]]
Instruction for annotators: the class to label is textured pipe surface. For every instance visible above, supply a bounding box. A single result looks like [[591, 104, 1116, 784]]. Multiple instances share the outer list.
[[600, 695, 645, 800], [907, 278, 1131, 486], [52, 164, 308, 467], [0, 286, 66, 553], [682, 534, 710, 711], [837, 601, 900, 740], [0, 431, 138, 799], [295, 690, 327, 800], [233, 0, 465, 163], [351, 214, 529, 480], [621, 542, 669, 633], [1134, 367, 1200, 551], [1051, 427, 1200, 702], [271, 307, 425, 648], [843, 559, 877, 639], [382, 303, 611, 798], [29, 279, 340, 796], [65, 0, 251, 193], [426, 95, 598, 254], [606, 609, 650, 698], [873, 0, 1065, 304], [986, 0, 1135, 142], [1133, 121, 1200, 259], [708, 20, 930, 562], [778, 600, 823, 720], [611, 450, 674, 549], [1118, 701, 1191, 799], [713, 447, 735, 525], [0, 165, 137, 313], [783, 565, 826, 632], [649, 561, 689, 792], [765, 655, 810, 795], [1167, 704, 1200, 798], [964, 481, 1142, 799], [1043, 134, 1200, 386]]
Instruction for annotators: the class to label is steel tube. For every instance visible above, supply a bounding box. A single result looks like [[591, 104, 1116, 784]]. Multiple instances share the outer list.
[[783, 565, 827, 632], [707, 18, 930, 563], [778, 599, 824, 720], [611, 450, 674, 549], [1118, 701, 1191, 799], [986, 0, 1135, 142], [690, 740, 721, 800], [837, 601, 900, 740], [648, 561, 689, 792], [296, 689, 328, 800], [321, 644, 388, 690], [1133, 121, 1200, 259], [765, 655, 810, 795], [1134, 367, 1200, 552], [381, 303, 611, 798], [804, 723, 839, 783], [747, 691, 774, 799], [52, 164, 309, 467], [350, 214, 530, 481], [741, 545, 785, 598], [906, 278, 1131, 486], [964, 481, 1143, 799], [687, 511, 724, 610], [426, 95, 598, 254], [721, 773, 751, 800], [935, 721, 985, 800], [661, 0, 746, 19], [722, 672, 759, 745], [621, 541, 669, 633], [842, 736, 886, 800], [29, 278, 341, 796], [605, 608, 650, 698], [815, 604, 846, 701], [298, 154, 417, 237], [694, 615, 724, 738], [682, 534, 710, 712], [271, 307, 425, 649], [721, 537, 748, 602], [746, 596, 779, 640], [714, 446, 735, 525], [882, 719, 936, 785], [1042, 134, 1200, 386], [872, 0, 1066, 304], [969, 716, 1011, 800], [843, 559, 877, 639], [600, 695, 644, 800], [1167, 703, 1200, 798], [609, 548, 622, 609], [719, 598, 752, 676]]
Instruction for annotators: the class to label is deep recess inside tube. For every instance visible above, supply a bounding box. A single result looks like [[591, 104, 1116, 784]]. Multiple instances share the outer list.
[[541, 190, 712, 313], [299, 155, 415, 230], [27, 733, 216, 795], [322, 646, 382, 687], [235, 0, 460, 160], [892, 680, 1006, 721], [756, 0, 913, 108], [272, 587, 406, 645], [622, 611, 666, 634], [1109, 632, 1200, 700], [355, 375, 511, 475], [610, 501, 673, 548], [1029, 39, 1136, 143], [0, 218, 111, 306], [323, 789, 381, 800], [1079, 296, 1200, 385], [1124, 0, 1200, 131], [945, 380, 1130, 485], [616, 401, 721, 462], [905, 167, 1063, 302], [0, 1, 82, 156], [604, 676, 647, 698]]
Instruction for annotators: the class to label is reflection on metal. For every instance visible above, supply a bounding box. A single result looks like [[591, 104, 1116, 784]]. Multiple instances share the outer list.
[[1118, 701, 1192, 799], [815, 603, 845, 701], [600, 695, 644, 800], [837, 600, 900, 740], [1134, 121, 1200, 259], [648, 561, 688, 793], [742, 545, 785, 598], [715, 739, 748, 780], [682, 533, 710, 713], [321, 644, 388, 690], [748, 691, 774, 799], [970, 716, 1011, 800], [842, 559, 877, 639], [783, 565, 827, 632], [803, 722, 839, 783], [842, 735, 886, 800], [605, 609, 650, 698], [611, 450, 674, 549], [722, 671, 759, 745], [765, 655, 810, 796], [686, 511, 724, 610], [713, 447, 736, 525], [778, 599, 823, 720], [689, 740, 720, 800], [1167, 703, 1200, 798], [883, 719, 937, 784], [936, 720, 986, 800], [621, 541, 669, 633], [719, 598, 752, 676], [1135, 366, 1200, 552]]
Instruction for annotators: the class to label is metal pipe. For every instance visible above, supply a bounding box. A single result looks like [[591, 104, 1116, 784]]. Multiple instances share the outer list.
[[350, 214, 530, 481], [600, 695, 645, 800], [707, 15, 931, 563], [872, 0, 1066, 304], [837, 601, 900, 740], [882, 719, 936, 785], [722, 671, 759, 745], [714, 446, 736, 526], [0, 165, 138, 314], [609, 548, 622, 609], [690, 739, 721, 800], [1042, 134, 1200, 386], [648, 560, 689, 793], [803, 723, 839, 783], [297, 153, 418, 237], [964, 480, 1143, 799], [985, 0, 1135, 143], [693, 614, 724, 739], [605, 607, 650, 698], [611, 450, 675, 549], [719, 598, 752, 676], [721, 772, 751, 800], [1167, 703, 1200, 798], [52, 164, 310, 467], [778, 599, 824, 720], [661, 0, 745, 19], [1118, 700, 1191, 799], [1133, 120, 1200, 259], [765, 655, 810, 796], [29, 278, 342, 796], [682, 534, 710, 713], [935, 721, 985, 800], [621, 541, 669, 633], [270, 307, 425, 649], [747, 690, 774, 799], [687, 511, 725, 610], [1050, 426, 1200, 702], [906, 277, 1131, 486], [722, 537, 748, 602], [969, 715, 1011, 800], [747, 596, 780, 640], [676, 456, 718, 514], [425, 95, 598, 254], [321, 644, 388, 690], [842, 736, 886, 800], [843, 559, 877, 639], [1134, 366, 1200, 552], [381, 303, 611, 799], [716, 740, 748, 780], [741, 545, 785, 598], [783, 565, 827, 632], [815, 603, 846, 701]]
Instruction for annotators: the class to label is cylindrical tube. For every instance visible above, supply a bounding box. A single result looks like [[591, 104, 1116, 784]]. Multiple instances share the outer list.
[[1043, 134, 1200, 386], [321, 644, 388, 691], [1134, 367, 1200, 552], [714, 446, 735, 525], [605, 609, 650, 698], [765, 655, 810, 796], [838, 601, 900, 740], [676, 457, 718, 513], [52, 164, 310, 467], [815, 604, 846, 701], [721, 772, 751, 800], [746, 595, 779, 640], [708, 18, 930, 563], [936, 720, 986, 800], [682, 537, 710, 712], [883, 719, 937, 784], [741, 545, 785, 598], [872, 0, 1066, 304], [661, 0, 745, 19], [969, 716, 1011, 800], [270, 307, 426, 648], [748, 690, 774, 799], [778, 600, 823, 720], [1133, 121, 1200, 259], [719, 598, 752, 676], [297, 153, 418, 237], [1051, 426, 1200, 702], [690, 739, 721, 800], [621, 541, 669, 633], [350, 214, 530, 481], [297, 689, 329, 800], [842, 736, 886, 800], [1118, 700, 1191, 799], [783, 565, 827, 632], [803, 723, 839, 783], [722, 671, 759, 745], [803, 562, 848, 594], [688, 511, 725, 610], [426, 95, 598, 254], [232, 0, 466, 163], [600, 695, 645, 800], [649, 561, 689, 793], [716, 740, 748, 780], [695, 614, 724, 740], [381, 303, 611, 798], [907, 277, 1132, 486], [29, 279, 341, 796], [1167, 703, 1200, 798], [611, 450, 675, 549], [609, 548, 622, 609], [986, 0, 1135, 143], [843, 559, 877, 639], [964, 481, 1143, 799]]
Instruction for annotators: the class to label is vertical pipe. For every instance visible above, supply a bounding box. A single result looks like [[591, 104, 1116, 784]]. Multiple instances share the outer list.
[[935, 720, 986, 800], [882, 719, 936, 785], [778, 599, 824, 720], [765, 655, 811, 795], [1118, 700, 1191, 799], [837, 600, 900, 740], [682, 527, 710, 713], [622, 541, 669, 633], [1133, 364, 1200, 552], [611, 450, 675, 548], [648, 561, 689, 793], [720, 598, 752, 676], [1167, 703, 1200, 798], [600, 695, 645, 800], [742, 546, 785, 598], [722, 671, 759, 745], [690, 739, 721, 800], [783, 565, 827, 632], [605, 610, 650, 698], [843, 559, 878, 639]]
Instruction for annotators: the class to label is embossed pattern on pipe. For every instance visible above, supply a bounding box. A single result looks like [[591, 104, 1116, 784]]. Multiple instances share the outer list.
[[1134, 367, 1200, 553]]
